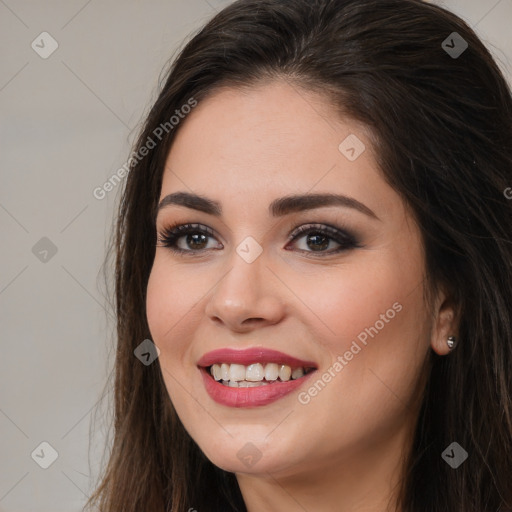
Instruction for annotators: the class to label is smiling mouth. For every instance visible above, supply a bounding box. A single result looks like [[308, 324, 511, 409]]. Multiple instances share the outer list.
[[205, 362, 316, 387]]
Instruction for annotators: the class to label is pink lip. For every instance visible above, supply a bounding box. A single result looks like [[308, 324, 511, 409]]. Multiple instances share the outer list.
[[197, 347, 318, 408], [197, 347, 317, 368], [199, 367, 316, 408]]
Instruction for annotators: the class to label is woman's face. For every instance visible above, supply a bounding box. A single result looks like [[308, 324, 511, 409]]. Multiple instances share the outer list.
[[146, 80, 452, 481]]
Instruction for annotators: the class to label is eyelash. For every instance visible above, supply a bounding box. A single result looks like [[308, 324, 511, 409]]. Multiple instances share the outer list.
[[156, 222, 360, 257]]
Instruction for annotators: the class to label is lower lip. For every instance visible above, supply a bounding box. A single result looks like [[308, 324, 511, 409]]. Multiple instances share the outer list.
[[199, 367, 316, 408]]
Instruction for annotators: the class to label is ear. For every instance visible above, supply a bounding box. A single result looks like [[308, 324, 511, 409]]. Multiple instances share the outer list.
[[430, 292, 458, 356]]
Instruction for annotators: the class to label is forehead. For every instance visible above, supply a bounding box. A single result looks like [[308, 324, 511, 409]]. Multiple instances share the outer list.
[[160, 80, 396, 218]]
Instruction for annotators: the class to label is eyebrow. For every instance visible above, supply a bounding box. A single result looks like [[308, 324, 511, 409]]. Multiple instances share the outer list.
[[157, 191, 379, 220]]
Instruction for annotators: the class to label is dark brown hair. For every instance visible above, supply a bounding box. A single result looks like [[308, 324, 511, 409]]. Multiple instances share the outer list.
[[85, 0, 512, 510]]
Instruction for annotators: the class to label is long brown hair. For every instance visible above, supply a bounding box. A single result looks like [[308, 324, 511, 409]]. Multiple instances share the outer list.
[[85, 0, 512, 510]]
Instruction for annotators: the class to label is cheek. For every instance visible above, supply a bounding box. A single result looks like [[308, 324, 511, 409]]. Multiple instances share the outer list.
[[291, 264, 428, 455], [146, 258, 203, 417], [296, 255, 422, 348], [146, 256, 200, 366], [299, 250, 429, 407]]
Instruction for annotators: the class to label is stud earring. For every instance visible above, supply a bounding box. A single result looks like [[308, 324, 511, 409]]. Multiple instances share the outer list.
[[447, 336, 457, 350]]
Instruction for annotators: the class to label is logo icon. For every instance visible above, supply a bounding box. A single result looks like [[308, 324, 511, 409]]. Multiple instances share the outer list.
[[236, 442, 263, 468], [442, 32, 468, 59], [31, 32, 59, 59], [441, 441, 468, 469], [31, 441, 59, 469], [32, 237, 58, 263], [134, 339, 160, 366], [236, 236, 263, 264], [339, 134, 366, 161]]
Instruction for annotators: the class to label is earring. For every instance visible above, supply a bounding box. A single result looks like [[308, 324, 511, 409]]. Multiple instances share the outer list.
[[447, 336, 457, 350]]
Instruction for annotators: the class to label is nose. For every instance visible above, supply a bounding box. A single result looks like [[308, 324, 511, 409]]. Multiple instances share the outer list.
[[204, 247, 286, 333]]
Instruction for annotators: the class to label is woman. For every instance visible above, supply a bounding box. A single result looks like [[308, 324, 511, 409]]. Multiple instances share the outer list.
[[86, 0, 512, 510]]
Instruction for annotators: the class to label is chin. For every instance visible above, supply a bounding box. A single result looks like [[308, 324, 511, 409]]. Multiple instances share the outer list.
[[193, 431, 302, 476], [206, 449, 290, 475]]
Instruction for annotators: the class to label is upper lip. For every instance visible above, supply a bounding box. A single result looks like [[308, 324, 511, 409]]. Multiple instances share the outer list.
[[197, 347, 318, 369]]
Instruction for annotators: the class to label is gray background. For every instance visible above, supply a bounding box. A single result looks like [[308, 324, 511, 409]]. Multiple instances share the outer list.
[[1, 1, 511, 511]]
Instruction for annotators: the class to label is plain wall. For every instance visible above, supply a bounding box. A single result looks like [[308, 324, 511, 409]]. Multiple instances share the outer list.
[[1, 0, 511, 510]]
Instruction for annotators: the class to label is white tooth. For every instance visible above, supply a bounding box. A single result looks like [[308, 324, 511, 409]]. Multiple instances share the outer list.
[[212, 364, 222, 381], [278, 364, 292, 381], [264, 363, 279, 381], [228, 380, 239, 387], [291, 367, 304, 380], [238, 381, 249, 387], [221, 363, 230, 380], [229, 364, 246, 382], [246, 363, 265, 381]]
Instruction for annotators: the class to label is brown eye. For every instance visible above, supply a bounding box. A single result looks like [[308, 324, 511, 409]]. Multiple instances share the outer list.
[[157, 223, 221, 254], [287, 223, 359, 255]]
